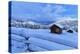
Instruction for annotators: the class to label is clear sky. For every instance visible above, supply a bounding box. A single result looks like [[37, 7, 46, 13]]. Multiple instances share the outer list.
[[10, 1, 78, 23]]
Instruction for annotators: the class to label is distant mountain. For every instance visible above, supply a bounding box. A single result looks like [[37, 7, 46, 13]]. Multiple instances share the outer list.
[[11, 20, 49, 29], [11, 17, 55, 25]]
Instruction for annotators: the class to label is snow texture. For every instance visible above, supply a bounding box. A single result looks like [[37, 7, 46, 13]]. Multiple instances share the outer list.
[[9, 27, 78, 53]]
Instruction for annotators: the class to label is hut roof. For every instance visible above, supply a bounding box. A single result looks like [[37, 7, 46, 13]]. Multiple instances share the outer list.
[[49, 23, 64, 29]]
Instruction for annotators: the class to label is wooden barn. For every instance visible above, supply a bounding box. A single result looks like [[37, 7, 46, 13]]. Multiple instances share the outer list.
[[50, 24, 63, 34]]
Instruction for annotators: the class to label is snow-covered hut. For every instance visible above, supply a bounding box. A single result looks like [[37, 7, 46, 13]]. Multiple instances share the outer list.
[[49, 23, 63, 34]]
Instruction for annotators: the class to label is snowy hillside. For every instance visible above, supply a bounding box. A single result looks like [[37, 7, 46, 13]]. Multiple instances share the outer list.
[[9, 27, 78, 53], [49, 19, 78, 32]]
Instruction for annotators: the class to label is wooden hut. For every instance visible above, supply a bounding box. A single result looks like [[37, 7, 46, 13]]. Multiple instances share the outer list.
[[50, 24, 63, 34]]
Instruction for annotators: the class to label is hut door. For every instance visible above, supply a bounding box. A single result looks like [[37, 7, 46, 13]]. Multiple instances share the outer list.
[[55, 28, 60, 33]]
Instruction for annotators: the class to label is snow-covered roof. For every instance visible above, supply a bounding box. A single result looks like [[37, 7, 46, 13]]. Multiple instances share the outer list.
[[54, 23, 64, 28], [49, 23, 64, 29]]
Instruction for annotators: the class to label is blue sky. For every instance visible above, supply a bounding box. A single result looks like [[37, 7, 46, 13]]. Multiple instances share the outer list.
[[10, 1, 78, 23]]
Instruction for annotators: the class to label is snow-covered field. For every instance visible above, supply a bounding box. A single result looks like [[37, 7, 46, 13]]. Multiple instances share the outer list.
[[9, 17, 78, 53], [9, 27, 78, 53]]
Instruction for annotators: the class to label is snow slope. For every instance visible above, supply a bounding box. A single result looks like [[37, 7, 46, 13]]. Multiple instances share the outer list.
[[9, 27, 78, 53]]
